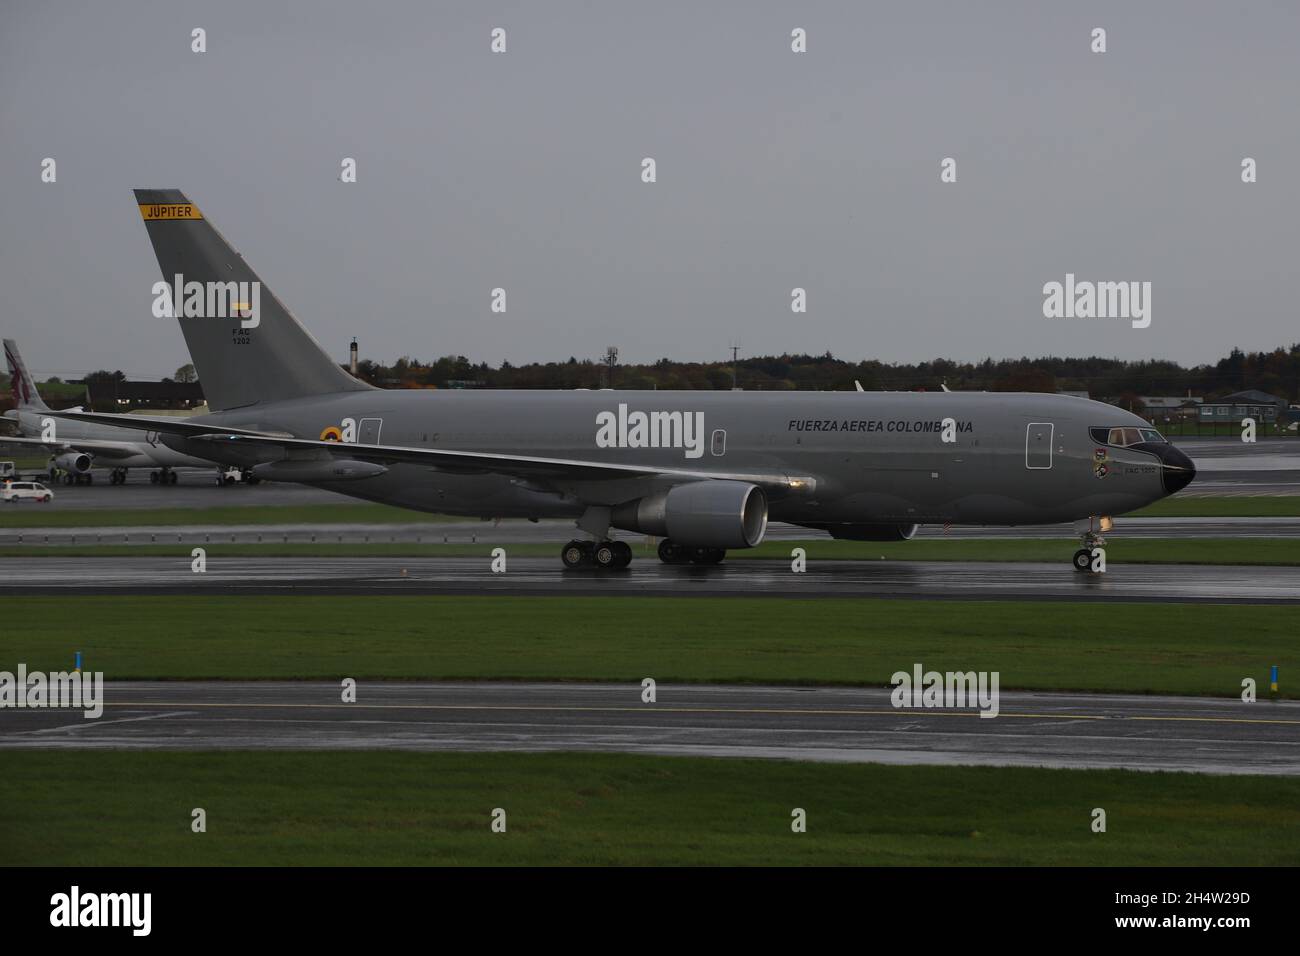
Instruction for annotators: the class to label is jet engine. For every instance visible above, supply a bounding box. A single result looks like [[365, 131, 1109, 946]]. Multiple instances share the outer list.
[[611, 480, 768, 549], [52, 452, 92, 475], [810, 522, 920, 541]]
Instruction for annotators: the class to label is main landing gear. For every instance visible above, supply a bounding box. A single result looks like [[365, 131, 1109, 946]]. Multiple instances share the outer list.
[[109, 468, 129, 485], [561, 539, 633, 570], [1072, 518, 1110, 573], [657, 539, 726, 566], [150, 468, 178, 485]]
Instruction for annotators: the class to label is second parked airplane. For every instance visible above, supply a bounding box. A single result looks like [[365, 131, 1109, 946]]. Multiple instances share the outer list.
[[3, 338, 221, 485]]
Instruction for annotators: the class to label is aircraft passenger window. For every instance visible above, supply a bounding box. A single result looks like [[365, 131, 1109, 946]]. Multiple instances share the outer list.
[[711, 429, 726, 456]]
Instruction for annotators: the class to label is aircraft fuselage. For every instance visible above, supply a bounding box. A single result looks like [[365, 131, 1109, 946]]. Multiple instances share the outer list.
[[164, 388, 1192, 526]]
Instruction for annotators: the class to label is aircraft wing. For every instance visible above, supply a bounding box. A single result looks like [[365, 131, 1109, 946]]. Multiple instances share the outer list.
[[42, 410, 805, 489], [194, 432, 803, 488], [38, 411, 278, 439]]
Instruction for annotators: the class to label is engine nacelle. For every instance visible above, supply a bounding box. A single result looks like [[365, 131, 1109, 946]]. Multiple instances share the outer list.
[[251, 459, 389, 482], [611, 480, 768, 549], [813, 522, 920, 541], [53, 452, 92, 474]]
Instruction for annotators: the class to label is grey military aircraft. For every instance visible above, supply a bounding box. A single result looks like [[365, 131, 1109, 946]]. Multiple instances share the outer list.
[[49, 188, 1195, 571]]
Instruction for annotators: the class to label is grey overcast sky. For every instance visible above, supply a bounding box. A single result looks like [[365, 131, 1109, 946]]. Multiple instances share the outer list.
[[1, 0, 1297, 380]]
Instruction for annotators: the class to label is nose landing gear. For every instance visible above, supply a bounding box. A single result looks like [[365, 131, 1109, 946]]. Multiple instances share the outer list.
[[1072, 518, 1111, 573]]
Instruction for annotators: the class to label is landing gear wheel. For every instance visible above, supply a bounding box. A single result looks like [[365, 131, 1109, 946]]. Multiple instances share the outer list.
[[168, 470, 178, 485], [1072, 548, 1092, 572], [657, 539, 691, 564], [150, 471, 160, 484], [690, 547, 726, 565], [611, 541, 633, 568], [561, 540, 591, 569], [593, 541, 618, 569]]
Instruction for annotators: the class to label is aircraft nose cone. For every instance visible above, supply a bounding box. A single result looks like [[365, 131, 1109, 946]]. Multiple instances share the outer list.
[[1159, 443, 1196, 494]]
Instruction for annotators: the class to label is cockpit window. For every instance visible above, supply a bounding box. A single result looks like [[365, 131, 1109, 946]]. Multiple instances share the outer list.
[[1089, 426, 1167, 447]]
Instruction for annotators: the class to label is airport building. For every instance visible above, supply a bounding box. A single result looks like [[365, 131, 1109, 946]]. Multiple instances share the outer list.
[[1197, 389, 1287, 425], [82, 379, 205, 411], [1141, 396, 1202, 422]]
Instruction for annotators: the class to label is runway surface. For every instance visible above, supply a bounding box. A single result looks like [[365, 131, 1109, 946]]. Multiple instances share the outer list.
[[5, 554, 1299, 602], [1, 681, 1295, 775], [3, 515, 1298, 546]]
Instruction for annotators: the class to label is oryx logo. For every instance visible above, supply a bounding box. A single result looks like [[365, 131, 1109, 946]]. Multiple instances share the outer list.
[[596, 404, 705, 459], [151, 273, 261, 329], [4, 341, 34, 407]]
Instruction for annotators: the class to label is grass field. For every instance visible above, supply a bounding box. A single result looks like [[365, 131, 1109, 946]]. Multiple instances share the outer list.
[[1, 536, 1296, 565], [1, 595, 1292, 696], [1130, 496, 1300, 517], [0, 751, 1295, 865]]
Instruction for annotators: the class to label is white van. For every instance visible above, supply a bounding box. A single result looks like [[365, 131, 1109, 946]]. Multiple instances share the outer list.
[[2, 481, 54, 503]]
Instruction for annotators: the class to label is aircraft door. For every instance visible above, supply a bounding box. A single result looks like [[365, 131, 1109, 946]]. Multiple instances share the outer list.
[[1025, 422, 1053, 469], [359, 417, 383, 444]]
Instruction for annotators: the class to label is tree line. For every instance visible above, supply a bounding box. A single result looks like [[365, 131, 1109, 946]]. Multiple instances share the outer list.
[[353, 345, 1300, 405]]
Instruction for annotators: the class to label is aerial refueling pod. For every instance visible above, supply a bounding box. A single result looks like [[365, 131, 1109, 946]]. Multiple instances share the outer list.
[[810, 522, 920, 541], [250, 459, 388, 482], [52, 452, 92, 474], [610, 480, 768, 549]]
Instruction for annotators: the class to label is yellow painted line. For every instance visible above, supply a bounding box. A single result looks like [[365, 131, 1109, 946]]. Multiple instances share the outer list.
[[1127, 715, 1300, 726], [103, 701, 1300, 726]]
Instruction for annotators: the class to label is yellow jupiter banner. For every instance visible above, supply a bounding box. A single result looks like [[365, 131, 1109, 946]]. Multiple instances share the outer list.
[[138, 203, 203, 220]]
